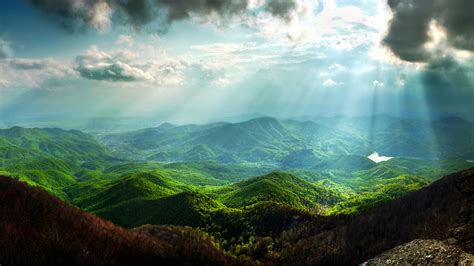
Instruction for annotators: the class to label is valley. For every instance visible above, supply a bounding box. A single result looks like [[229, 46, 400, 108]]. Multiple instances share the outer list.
[[1, 116, 473, 263]]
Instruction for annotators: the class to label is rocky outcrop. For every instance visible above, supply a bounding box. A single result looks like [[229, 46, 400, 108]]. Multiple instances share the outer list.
[[363, 239, 473, 265]]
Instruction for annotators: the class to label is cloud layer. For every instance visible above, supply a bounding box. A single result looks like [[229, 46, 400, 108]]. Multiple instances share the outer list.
[[27, 0, 299, 32]]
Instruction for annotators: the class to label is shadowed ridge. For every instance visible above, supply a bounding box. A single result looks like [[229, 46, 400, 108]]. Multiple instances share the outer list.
[[277, 167, 474, 265], [0, 176, 235, 266]]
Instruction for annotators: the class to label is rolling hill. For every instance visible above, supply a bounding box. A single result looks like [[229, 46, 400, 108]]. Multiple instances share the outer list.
[[0, 127, 117, 199], [212, 172, 345, 210], [72, 172, 188, 212], [95, 191, 224, 228], [0, 127, 111, 161]]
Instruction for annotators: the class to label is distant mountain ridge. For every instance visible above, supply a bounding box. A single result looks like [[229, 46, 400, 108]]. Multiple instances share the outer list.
[[0, 127, 115, 199], [0, 126, 111, 162], [102, 116, 474, 164]]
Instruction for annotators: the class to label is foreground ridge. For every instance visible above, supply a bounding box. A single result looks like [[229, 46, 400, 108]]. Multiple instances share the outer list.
[[0, 176, 235, 266], [276, 168, 474, 265]]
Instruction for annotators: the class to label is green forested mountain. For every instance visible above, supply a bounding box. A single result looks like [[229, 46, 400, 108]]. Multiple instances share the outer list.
[[211, 172, 345, 210], [102, 116, 474, 164], [1, 122, 473, 217], [0, 127, 114, 199], [73, 172, 188, 211], [0, 127, 111, 162]]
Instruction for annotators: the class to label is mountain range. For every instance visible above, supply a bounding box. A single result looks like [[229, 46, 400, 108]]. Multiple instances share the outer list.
[[102, 116, 474, 164], [0, 116, 473, 264]]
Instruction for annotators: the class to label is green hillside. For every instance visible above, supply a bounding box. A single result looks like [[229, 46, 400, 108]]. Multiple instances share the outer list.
[[95, 191, 224, 228], [73, 172, 187, 211], [0, 145, 41, 160], [329, 174, 430, 214], [1, 157, 79, 199], [0, 127, 110, 161], [211, 172, 346, 211], [0, 126, 113, 199]]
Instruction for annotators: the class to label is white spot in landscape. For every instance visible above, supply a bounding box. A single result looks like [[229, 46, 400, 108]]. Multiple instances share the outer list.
[[368, 151, 393, 163]]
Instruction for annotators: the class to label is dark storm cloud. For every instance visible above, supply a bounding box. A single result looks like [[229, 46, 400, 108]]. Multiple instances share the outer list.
[[27, 0, 299, 32], [157, 0, 249, 22], [384, 0, 474, 112], [114, 0, 156, 28], [27, 0, 104, 31], [264, 0, 297, 20], [383, 0, 474, 63]]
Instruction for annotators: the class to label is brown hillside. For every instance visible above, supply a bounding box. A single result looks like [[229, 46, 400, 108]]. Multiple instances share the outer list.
[[0, 176, 235, 266]]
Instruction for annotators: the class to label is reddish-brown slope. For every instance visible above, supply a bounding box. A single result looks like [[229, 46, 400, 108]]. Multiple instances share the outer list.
[[0, 176, 235, 266]]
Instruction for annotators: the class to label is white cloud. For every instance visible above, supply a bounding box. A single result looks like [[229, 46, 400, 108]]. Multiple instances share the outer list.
[[323, 79, 339, 87], [8, 58, 65, 70], [73, 45, 231, 87], [212, 77, 231, 88], [328, 63, 345, 71], [75, 46, 154, 82], [0, 43, 225, 90], [116, 35, 134, 47], [0, 58, 75, 89], [0, 78, 9, 87], [372, 80, 384, 88], [250, 0, 378, 51], [395, 76, 405, 88]]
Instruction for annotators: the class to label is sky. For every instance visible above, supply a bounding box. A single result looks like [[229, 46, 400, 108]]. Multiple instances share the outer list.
[[0, 0, 473, 126]]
